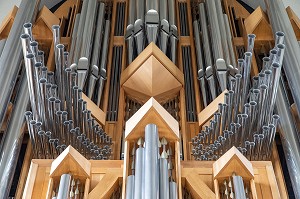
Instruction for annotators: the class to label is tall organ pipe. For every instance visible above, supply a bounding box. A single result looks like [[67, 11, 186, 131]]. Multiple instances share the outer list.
[[0, 74, 29, 198], [0, 0, 40, 127], [265, 0, 300, 117], [144, 124, 159, 199]]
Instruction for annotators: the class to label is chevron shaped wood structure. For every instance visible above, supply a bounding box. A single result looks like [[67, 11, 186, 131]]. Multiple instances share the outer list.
[[213, 146, 254, 180], [125, 97, 180, 141], [286, 6, 300, 40], [0, 5, 18, 40], [50, 145, 91, 178], [121, 42, 184, 103], [32, 6, 60, 39], [244, 7, 273, 42]]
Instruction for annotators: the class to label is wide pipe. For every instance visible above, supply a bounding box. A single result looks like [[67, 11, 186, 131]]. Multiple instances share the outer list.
[[57, 174, 72, 199], [144, 124, 159, 199], [0, 74, 29, 198], [134, 147, 144, 199], [265, 0, 300, 118], [0, 0, 40, 127]]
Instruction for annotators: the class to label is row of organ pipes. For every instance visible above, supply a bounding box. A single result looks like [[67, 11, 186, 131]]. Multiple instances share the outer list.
[[0, 0, 300, 197], [125, 124, 178, 199]]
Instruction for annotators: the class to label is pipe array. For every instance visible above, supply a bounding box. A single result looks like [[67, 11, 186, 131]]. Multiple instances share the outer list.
[[126, 0, 178, 64], [51, 174, 84, 199], [192, 2, 237, 107], [69, 1, 111, 106], [220, 173, 250, 199], [21, 24, 113, 160], [264, 0, 300, 197], [0, 0, 40, 197], [191, 32, 285, 161], [125, 124, 178, 199]]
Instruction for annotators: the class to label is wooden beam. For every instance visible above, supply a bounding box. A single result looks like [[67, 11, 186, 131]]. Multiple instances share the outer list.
[[82, 93, 106, 126], [184, 172, 216, 199]]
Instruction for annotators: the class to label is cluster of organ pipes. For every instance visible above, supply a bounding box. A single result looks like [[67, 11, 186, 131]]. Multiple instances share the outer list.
[[125, 124, 178, 199], [21, 23, 113, 160], [69, 0, 111, 106], [126, 0, 178, 64], [51, 174, 85, 199], [191, 31, 285, 161], [193, 2, 237, 107], [219, 173, 251, 199]]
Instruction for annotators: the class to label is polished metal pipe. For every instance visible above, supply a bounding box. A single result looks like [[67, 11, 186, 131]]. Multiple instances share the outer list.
[[133, 144, 144, 199], [0, 73, 29, 198], [91, 3, 105, 67], [23, 22, 33, 40], [87, 65, 99, 99], [198, 3, 213, 68], [224, 14, 236, 67], [247, 34, 256, 53], [57, 174, 72, 199], [96, 68, 107, 106], [100, 20, 111, 70], [0, 39, 7, 56], [0, 0, 39, 126], [241, 52, 252, 107], [69, 14, 80, 65], [144, 124, 159, 199], [214, 0, 230, 65], [169, 181, 178, 199], [126, 175, 135, 199]]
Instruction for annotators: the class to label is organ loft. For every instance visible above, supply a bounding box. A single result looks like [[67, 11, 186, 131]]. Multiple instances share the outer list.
[[0, 0, 300, 198]]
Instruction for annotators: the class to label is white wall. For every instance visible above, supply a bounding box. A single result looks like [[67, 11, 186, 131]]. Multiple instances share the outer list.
[[0, 0, 62, 25]]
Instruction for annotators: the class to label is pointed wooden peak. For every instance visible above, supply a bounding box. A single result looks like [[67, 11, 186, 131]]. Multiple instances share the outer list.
[[50, 145, 91, 178], [244, 6, 273, 41], [32, 6, 60, 39], [286, 6, 300, 40], [125, 97, 180, 141], [0, 5, 18, 40], [213, 146, 254, 180], [121, 43, 184, 103]]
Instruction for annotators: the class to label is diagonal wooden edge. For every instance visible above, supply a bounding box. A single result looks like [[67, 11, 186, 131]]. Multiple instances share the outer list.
[[0, 5, 18, 39], [198, 90, 227, 127], [183, 170, 216, 199], [125, 97, 180, 140], [50, 145, 91, 178], [34, 6, 60, 31], [213, 146, 254, 180], [88, 169, 123, 199], [82, 93, 106, 126], [120, 42, 184, 85]]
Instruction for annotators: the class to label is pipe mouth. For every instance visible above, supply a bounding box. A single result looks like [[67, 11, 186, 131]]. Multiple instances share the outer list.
[[264, 70, 272, 75], [62, 111, 68, 115], [23, 23, 32, 28], [63, 51, 69, 55], [38, 131, 45, 135], [73, 86, 79, 90], [235, 74, 242, 78], [51, 84, 58, 89], [259, 73, 265, 78], [277, 43, 285, 50], [55, 99, 61, 103], [244, 103, 250, 107], [269, 124, 276, 128], [36, 122, 42, 126], [245, 52, 252, 57], [228, 90, 234, 94], [52, 25, 60, 30], [276, 31, 285, 37], [56, 110, 63, 115], [20, 33, 30, 39], [263, 57, 270, 62], [248, 34, 256, 39], [259, 84, 268, 90], [272, 62, 280, 68], [48, 97, 56, 102], [48, 71, 54, 76], [30, 41, 38, 47], [38, 51, 44, 56], [253, 89, 260, 94], [35, 62, 42, 68], [25, 111, 32, 116], [270, 49, 278, 55], [45, 131, 51, 136], [262, 125, 269, 130], [63, 121, 70, 125], [26, 53, 34, 59], [249, 101, 257, 106], [253, 76, 259, 80], [65, 68, 72, 72], [39, 78, 47, 84], [272, 114, 280, 120], [56, 44, 64, 49]]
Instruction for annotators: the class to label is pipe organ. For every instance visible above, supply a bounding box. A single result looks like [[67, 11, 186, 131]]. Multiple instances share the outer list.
[[0, 0, 299, 198]]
